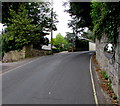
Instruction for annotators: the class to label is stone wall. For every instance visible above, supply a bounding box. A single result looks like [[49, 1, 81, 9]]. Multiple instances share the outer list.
[[3, 50, 25, 62], [3, 45, 49, 62], [96, 27, 120, 101]]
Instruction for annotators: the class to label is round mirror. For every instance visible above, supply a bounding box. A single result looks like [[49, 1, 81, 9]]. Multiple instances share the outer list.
[[104, 43, 115, 59]]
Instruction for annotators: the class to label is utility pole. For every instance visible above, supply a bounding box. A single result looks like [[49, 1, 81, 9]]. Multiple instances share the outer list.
[[51, 0, 53, 54]]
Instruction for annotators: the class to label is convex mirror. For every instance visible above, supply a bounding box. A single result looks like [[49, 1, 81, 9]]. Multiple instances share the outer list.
[[104, 43, 115, 59]]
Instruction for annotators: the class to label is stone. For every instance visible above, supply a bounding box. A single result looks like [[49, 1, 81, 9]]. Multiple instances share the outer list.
[[3, 45, 49, 63], [96, 28, 120, 102]]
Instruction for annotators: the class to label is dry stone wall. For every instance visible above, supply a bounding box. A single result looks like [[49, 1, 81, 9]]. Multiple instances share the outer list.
[[3, 50, 25, 62], [96, 28, 120, 101], [3, 45, 49, 62]]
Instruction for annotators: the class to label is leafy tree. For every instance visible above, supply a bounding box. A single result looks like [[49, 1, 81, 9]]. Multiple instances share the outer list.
[[2, 4, 38, 52], [65, 32, 89, 51], [52, 33, 69, 51], [2, 2, 58, 52], [2, 2, 57, 31], [26, 2, 57, 33], [2, 2, 23, 25], [65, 32, 76, 49], [66, 2, 120, 44], [65, 2, 93, 34]]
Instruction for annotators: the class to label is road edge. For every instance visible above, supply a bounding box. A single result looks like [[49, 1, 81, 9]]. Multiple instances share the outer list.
[[90, 55, 99, 105]]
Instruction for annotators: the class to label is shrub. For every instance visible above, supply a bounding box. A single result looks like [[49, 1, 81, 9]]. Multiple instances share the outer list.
[[102, 71, 109, 80], [52, 48, 60, 53]]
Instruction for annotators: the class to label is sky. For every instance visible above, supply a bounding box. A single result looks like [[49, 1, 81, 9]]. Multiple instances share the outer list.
[[46, 0, 72, 39], [0, 1, 72, 38]]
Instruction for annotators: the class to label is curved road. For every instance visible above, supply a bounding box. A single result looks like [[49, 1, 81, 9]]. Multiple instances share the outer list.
[[3, 51, 95, 104]]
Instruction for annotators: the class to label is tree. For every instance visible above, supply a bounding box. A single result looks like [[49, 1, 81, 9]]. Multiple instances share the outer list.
[[2, 2, 23, 25], [26, 2, 57, 33], [2, 4, 38, 52], [65, 32, 80, 51], [52, 33, 69, 51], [2, 2, 58, 51], [2, 2, 57, 31], [65, 32, 89, 51], [65, 2, 93, 34]]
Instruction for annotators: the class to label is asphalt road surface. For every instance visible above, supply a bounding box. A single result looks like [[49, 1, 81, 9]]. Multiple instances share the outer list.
[[2, 51, 95, 104]]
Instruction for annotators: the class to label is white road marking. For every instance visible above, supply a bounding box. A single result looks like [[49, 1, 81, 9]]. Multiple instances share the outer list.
[[90, 56, 99, 106], [0, 57, 43, 76]]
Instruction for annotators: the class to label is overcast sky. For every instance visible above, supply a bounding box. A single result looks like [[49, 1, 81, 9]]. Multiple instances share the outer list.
[[46, 0, 72, 39]]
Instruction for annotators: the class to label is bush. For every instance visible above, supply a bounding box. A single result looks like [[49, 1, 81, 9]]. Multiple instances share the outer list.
[[102, 71, 109, 80], [52, 48, 60, 53]]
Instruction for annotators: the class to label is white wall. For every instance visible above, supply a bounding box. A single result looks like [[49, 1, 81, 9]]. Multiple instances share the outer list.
[[89, 42, 96, 51]]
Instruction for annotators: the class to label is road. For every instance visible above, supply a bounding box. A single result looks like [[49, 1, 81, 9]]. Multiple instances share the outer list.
[[2, 51, 95, 104]]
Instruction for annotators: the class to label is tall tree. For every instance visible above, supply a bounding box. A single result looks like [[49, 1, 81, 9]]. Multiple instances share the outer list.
[[26, 2, 57, 33], [66, 2, 93, 34], [65, 32, 77, 49], [65, 32, 89, 51], [2, 2, 58, 51], [2, 4, 38, 52], [2, 2, 23, 24], [2, 2, 57, 31]]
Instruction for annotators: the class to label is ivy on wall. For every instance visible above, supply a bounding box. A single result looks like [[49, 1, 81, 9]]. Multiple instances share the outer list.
[[90, 2, 120, 44]]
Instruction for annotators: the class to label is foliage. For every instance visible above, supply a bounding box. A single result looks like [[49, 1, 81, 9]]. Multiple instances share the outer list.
[[52, 48, 60, 53], [2, 4, 39, 52], [2, 2, 58, 31], [102, 71, 109, 80], [27, 2, 57, 32], [65, 32, 76, 49], [2, 2, 58, 52], [90, 2, 120, 43], [2, 2, 23, 24], [65, 2, 93, 34], [66, 2, 120, 43], [52, 33, 69, 51], [65, 32, 89, 51]]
